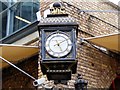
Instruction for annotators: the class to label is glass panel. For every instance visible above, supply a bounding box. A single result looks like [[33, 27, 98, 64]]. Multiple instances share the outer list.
[[0, 1, 7, 39], [0, 2, 7, 13], [0, 0, 40, 39], [13, 1, 39, 32]]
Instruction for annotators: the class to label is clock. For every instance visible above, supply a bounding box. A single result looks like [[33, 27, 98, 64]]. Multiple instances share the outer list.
[[38, 10, 78, 79], [45, 32, 72, 57]]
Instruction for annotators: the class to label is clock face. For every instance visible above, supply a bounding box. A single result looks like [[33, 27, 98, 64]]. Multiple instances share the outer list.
[[45, 33, 72, 57]]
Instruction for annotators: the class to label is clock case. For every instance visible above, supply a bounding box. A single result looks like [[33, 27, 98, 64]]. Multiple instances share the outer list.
[[38, 14, 78, 80]]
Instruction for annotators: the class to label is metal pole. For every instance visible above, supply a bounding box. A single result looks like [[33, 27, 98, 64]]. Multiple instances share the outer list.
[[0, 56, 36, 80]]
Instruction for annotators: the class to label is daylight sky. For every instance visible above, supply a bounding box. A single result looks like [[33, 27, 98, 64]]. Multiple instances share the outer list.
[[109, 0, 119, 5]]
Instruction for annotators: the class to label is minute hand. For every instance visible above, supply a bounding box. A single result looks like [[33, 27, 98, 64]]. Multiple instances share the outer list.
[[54, 39, 68, 46], [55, 40, 63, 51]]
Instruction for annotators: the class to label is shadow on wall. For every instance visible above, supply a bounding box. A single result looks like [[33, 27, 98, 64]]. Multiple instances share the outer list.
[[109, 75, 120, 90], [2, 54, 38, 89]]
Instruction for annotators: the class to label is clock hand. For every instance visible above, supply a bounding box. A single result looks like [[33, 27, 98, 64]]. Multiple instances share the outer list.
[[54, 40, 60, 46], [54, 39, 69, 46], [58, 39, 68, 44], [55, 40, 63, 51]]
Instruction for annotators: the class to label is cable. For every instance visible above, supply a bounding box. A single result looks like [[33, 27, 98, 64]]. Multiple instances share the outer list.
[[81, 38, 120, 60], [79, 10, 119, 13], [62, 1, 119, 29], [80, 38, 112, 57], [62, 1, 119, 13], [0, 56, 36, 80]]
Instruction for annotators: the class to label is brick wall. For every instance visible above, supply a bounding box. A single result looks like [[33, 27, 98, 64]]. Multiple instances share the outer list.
[[40, 0, 119, 88], [2, 0, 119, 89], [76, 42, 117, 88], [41, 0, 118, 27], [63, 0, 118, 28], [2, 55, 38, 89]]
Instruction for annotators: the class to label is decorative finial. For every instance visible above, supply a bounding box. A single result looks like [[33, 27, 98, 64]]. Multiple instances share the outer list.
[[50, 2, 65, 14]]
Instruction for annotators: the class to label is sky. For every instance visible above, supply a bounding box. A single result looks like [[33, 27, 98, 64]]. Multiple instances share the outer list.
[[109, 0, 119, 5]]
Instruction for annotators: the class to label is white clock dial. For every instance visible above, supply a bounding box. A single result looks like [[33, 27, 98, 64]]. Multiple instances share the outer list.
[[45, 33, 72, 57]]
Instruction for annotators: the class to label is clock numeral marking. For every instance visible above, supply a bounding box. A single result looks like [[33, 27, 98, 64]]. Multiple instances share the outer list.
[[67, 49, 70, 52], [53, 53, 56, 56], [58, 54, 60, 58], [47, 49, 51, 52], [46, 44, 49, 47], [68, 44, 72, 46]]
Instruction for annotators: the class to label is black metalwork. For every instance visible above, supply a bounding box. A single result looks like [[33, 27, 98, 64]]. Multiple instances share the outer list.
[[53, 2, 62, 8], [74, 74, 88, 90], [38, 2, 78, 83]]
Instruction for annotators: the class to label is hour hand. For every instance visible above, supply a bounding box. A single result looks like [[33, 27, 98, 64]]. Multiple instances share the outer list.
[[54, 40, 60, 46], [54, 39, 67, 46], [54, 40, 62, 51]]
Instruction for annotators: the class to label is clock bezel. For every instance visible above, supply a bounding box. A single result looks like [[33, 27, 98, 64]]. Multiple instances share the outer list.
[[45, 31, 72, 58]]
